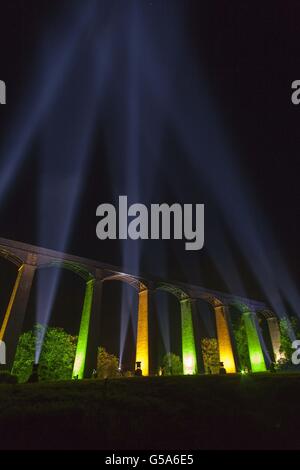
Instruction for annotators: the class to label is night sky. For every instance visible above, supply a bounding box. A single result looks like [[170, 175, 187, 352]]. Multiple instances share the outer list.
[[0, 1, 299, 365]]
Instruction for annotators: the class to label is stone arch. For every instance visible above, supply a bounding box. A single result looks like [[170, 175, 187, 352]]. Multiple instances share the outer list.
[[193, 293, 236, 373], [101, 272, 149, 375], [257, 309, 283, 363], [37, 259, 94, 282], [228, 300, 253, 314], [155, 282, 197, 374], [102, 272, 147, 292], [0, 247, 31, 352], [258, 308, 277, 320], [0, 248, 25, 335], [0, 247, 24, 268], [32, 260, 96, 379], [196, 292, 223, 308], [155, 282, 189, 300]]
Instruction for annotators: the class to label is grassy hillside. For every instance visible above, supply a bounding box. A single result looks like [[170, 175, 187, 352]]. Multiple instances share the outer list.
[[0, 374, 300, 449]]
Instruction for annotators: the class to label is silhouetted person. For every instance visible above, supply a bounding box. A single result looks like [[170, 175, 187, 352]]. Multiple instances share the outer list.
[[219, 361, 227, 375], [92, 369, 97, 379], [270, 362, 276, 373], [135, 361, 142, 376]]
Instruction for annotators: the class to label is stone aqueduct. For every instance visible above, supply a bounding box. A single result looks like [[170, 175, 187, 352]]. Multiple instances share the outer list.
[[0, 237, 282, 378]]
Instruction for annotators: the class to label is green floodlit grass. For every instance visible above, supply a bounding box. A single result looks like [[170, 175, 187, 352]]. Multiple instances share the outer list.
[[0, 373, 300, 450]]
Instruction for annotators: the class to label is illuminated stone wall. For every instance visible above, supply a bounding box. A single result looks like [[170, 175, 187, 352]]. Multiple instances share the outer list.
[[180, 298, 197, 374], [135, 289, 149, 376], [214, 305, 236, 373], [243, 311, 267, 372], [72, 278, 95, 379], [267, 317, 284, 362]]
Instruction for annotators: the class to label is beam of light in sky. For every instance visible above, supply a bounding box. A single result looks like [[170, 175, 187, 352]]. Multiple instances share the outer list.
[[178, 116, 290, 317], [109, 2, 145, 362], [138, 3, 298, 319], [120, 2, 142, 275], [100, 3, 151, 362], [164, 161, 247, 297], [134, 4, 248, 298], [155, 291, 171, 356], [256, 228, 300, 316], [119, 283, 138, 368], [0, 1, 98, 206], [208, 227, 247, 298], [7, 0, 297, 366], [195, 300, 216, 339], [35, 5, 113, 361]]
